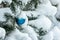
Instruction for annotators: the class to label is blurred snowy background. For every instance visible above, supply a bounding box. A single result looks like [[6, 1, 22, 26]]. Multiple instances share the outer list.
[[0, 0, 60, 40]]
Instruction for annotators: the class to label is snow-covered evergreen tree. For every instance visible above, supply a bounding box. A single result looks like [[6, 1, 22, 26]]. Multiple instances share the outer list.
[[0, 0, 60, 40]]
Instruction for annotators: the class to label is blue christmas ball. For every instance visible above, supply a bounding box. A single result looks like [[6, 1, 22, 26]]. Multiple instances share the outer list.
[[16, 18, 26, 25]]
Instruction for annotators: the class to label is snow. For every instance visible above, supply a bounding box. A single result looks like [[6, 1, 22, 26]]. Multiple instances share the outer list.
[[55, 4, 60, 26], [36, 3, 57, 16], [21, 26, 38, 40], [0, 0, 3, 4], [49, 0, 60, 5], [42, 26, 60, 40], [0, 8, 12, 21], [42, 31, 53, 40], [20, 0, 31, 5], [40, 26, 60, 40], [0, 27, 6, 40], [28, 15, 52, 31], [22, 11, 40, 19], [0, 0, 12, 5], [52, 26, 60, 40], [39, 0, 51, 5], [5, 28, 32, 40], [55, 4, 60, 20], [21, 3, 57, 21], [23, 0, 57, 26], [3, 0, 12, 5]]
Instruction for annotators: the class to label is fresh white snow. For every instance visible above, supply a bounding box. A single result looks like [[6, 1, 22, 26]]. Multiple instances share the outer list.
[[20, 0, 31, 5], [0, 8, 12, 21], [52, 26, 60, 40], [49, 0, 60, 5], [42, 31, 53, 40], [0, 27, 6, 40], [28, 15, 52, 31], [5, 28, 32, 40]]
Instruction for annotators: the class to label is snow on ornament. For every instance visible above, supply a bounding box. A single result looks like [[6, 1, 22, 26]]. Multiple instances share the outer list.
[[16, 18, 26, 25], [16, 11, 28, 26]]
